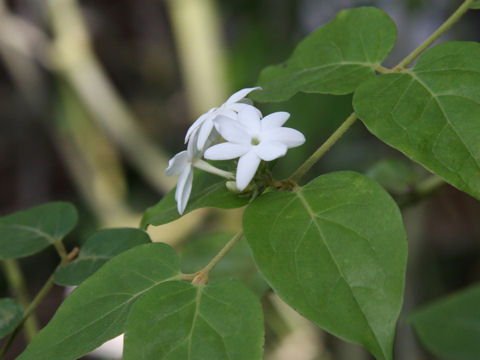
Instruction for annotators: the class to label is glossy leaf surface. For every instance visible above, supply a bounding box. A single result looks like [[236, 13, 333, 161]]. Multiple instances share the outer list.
[[0, 202, 77, 259], [54, 228, 151, 286], [253, 7, 397, 102], [18, 243, 181, 360], [141, 171, 248, 229], [409, 285, 480, 360], [243, 171, 407, 360], [354, 42, 480, 200], [124, 280, 264, 360]]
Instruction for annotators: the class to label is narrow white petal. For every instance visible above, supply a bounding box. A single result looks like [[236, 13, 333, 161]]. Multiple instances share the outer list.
[[165, 151, 188, 176], [213, 112, 237, 133], [215, 117, 251, 144], [225, 87, 261, 105], [228, 102, 261, 115], [217, 109, 237, 120], [238, 106, 262, 136], [254, 141, 287, 161], [204, 143, 249, 160], [262, 127, 306, 148], [185, 111, 212, 143], [237, 98, 253, 105], [197, 119, 215, 150], [261, 112, 290, 130], [236, 151, 261, 191], [176, 165, 193, 214]]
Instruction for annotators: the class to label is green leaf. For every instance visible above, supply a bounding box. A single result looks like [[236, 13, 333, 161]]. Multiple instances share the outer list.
[[365, 158, 422, 195], [18, 243, 182, 360], [124, 280, 264, 360], [252, 7, 397, 102], [470, 1, 480, 9], [0, 298, 23, 339], [180, 232, 268, 296], [54, 228, 151, 286], [409, 285, 480, 360], [0, 202, 78, 259], [141, 171, 248, 229], [243, 171, 407, 360], [354, 42, 480, 201]]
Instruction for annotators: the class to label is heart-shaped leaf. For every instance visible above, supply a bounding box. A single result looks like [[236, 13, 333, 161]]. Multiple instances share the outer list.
[[0, 202, 77, 259], [141, 171, 248, 229], [243, 171, 407, 360], [54, 228, 151, 286], [253, 7, 397, 102], [124, 280, 264, 360], [354, 42, 480, 200], [18, 243, 182, 360]]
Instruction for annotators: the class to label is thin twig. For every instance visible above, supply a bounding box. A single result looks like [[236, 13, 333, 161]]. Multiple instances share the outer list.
[[191, 231, 244, 285], [289, 113, 357, 183], [0, 247, 79, 359], [394, 0, 475, 70], [0, 260, 39, 341]]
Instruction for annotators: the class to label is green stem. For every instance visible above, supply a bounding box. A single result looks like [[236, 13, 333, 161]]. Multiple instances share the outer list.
[[375, 65, 392, 74], [192, 231, 243, 285], [54, 241, 68, 261], [289, 113, 357, 183], [394, 0, 474, 70], [287, 0, 474, 184], [0, 260, 39, 340], [399, 175, 445, 208], [415, 175, 445, 195], [0, 248, 79, 359]]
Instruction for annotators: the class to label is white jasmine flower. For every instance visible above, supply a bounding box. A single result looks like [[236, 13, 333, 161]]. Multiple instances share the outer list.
[[185, 87, 261, 151], [165, 138, 198, 215], [204, 107, 305, 191], [166, 134, 235, 215]]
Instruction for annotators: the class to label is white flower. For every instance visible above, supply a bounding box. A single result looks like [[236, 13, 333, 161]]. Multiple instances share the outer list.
[[165, 137, 199, 215], [166, 133, 235, 215], [204, 107, 305, 191], [185, 87, 261, 151]]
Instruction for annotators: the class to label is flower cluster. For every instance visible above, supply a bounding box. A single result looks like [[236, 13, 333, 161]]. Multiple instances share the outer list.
[[166, 87, 306, 214]]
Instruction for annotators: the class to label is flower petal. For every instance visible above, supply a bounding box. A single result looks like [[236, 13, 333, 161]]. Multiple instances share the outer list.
[[196, 119, 215, 150], [261, 111, 290, 130], [175, 165, 193, 214], [238, 106, 262, 136], [185, 110, 213, 143], [215, 117, 251, 144], [213, 111, 237, 132], [262, 127, 306, 148], [254, 141, 287, 161], [237, 98, 253, 105], [236, 151, 261, 191], [228, 102, 261, 115], [165, 151, 188, 176], [186, 133, 200, 160], [204, 143, 249, 160], [225, 87, 261, 105]]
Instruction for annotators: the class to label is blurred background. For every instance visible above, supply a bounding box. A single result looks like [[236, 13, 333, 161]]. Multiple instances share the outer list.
[[0, 0, 479, 358]]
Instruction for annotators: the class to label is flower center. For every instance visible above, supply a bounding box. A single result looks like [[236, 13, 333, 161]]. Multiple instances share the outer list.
[[251, 137, 260, 146]]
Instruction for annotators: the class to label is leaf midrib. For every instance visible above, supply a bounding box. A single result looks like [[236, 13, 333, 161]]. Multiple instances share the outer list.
[[404, 69, 480, 171], [26, 273, 183, 358], [294, 189, 386, 359], [0, 223, 57, 243]]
